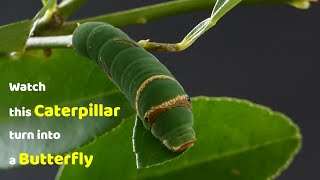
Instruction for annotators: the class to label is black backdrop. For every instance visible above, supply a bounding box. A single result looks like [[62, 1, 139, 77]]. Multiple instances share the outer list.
[[0, 0, 319, 179]]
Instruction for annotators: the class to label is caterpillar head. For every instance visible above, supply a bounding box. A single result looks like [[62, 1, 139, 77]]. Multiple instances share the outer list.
[[151, 107, 196, 152]]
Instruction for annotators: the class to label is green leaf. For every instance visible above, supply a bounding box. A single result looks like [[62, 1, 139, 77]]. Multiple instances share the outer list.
[[0, 49, 134, 169], [133, 116, 183, 169], [180, 0, 242, 50], [0, 20, 33, 55], [138, 0, 242, 51], [35, 0, 57, 20], [57, 97, 301, 180], [0, 0, 57, 56]]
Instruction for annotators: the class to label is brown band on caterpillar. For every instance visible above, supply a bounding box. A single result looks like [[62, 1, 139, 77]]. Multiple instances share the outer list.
[[144, 95, 192, 126], [172, 138, 197, 152], [98, 57, 111, 78], [135, 75, 178, 117]]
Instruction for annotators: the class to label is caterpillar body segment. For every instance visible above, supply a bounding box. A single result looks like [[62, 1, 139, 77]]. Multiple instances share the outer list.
[[72, 22, 196, 152]]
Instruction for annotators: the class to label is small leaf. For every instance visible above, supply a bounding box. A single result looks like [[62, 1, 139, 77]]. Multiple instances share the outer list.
[[35, 0, 57, 20], [180, 0, 241, 50], [58, 97, 301, 180], [0, 49, 134, 169], [0, 20, 33, 55]]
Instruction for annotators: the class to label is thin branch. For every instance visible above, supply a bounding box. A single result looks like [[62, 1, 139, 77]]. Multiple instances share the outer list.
[[58, 0, 87, 19], [44, 0, 314, 35], [34, 0, 87, 36], [25, 0, 315, 50], [26, 35, 73, 50]]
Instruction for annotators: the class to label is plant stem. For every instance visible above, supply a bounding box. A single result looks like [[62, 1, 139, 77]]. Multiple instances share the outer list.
[[46, 0, 313, 35], [34, 0, 87, 36], [28, 0, 315, 49], [26, 0, 314, 49], [26, 35, 73, 50]]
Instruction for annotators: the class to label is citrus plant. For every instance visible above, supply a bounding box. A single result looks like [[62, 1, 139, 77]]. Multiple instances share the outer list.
[[0, 0, 315, 179]]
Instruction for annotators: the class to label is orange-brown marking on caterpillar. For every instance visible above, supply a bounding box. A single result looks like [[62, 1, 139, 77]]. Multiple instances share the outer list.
[[171, 138, 197, 152], [144, 95, 192, 126], [98, 57, 111, 79], [135, 75, 177, 116]]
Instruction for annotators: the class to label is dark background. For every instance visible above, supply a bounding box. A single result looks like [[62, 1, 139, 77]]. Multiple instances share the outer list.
[[0, 0, 319, 179]]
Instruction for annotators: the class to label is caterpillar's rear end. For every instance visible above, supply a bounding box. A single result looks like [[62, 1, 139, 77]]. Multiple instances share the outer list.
[[72, 22, 196, 152]]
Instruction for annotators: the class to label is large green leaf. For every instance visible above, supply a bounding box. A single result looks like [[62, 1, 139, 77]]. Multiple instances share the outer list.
[[58, 97, 301, 180], [0, 49, 134, 169]]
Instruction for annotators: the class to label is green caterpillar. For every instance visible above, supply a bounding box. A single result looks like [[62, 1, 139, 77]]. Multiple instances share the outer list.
[[72, 22, 196, 152]]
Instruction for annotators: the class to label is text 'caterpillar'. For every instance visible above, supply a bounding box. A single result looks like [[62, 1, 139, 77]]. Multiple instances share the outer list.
[[72, 22, 196, 152]]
